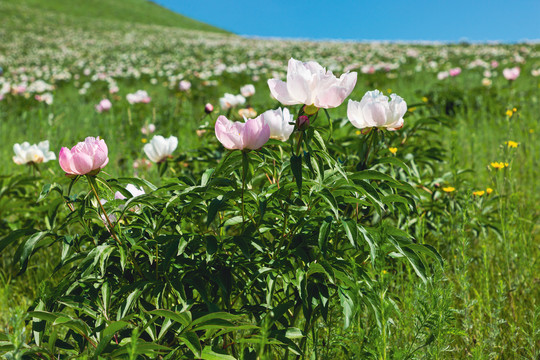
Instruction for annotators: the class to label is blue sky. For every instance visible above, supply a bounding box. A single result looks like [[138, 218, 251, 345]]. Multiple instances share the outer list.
[[155, 0, 539, 42]]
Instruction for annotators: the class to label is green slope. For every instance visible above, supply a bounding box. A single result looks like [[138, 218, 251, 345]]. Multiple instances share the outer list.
[[5, 0, 230, 34]]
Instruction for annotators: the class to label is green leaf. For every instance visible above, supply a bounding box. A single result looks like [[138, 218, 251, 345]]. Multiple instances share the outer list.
[[179, 331, 201, 357], [290, 154, 303, 195], [200, 346, 236, 360], [38, 183, 64, 202], [149, 309, 191, 327], [318, 216, 332, 254], [94, 321, 129, 357]]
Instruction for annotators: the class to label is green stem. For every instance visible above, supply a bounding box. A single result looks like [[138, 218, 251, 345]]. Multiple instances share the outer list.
[[295, 131, 303, 156], [87, 176, 144, 278], [87, 176, 121, 247]]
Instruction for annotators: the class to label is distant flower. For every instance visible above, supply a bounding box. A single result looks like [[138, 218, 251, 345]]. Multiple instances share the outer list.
[[442, 186, 455, 193], [449, 68, 461, 77], [215, 115, 270, 150], [437, 71, 449, 80], [506, 109, 514, 117], [347, 90, 407, 131], [389, 147, 398, 155], [240, 84, 255, 97], [35, 93, 53, 105], [486, 187, 493, 194], [95, 99, 112, 113], [261, 107, 295, 141], [126, 90, 151, 104], [59, 137, 109, 176], [482, 78, 492, 87], [13, 140, 56, 165], [141, 123, 156, 135], [267, 58, 357, 109], [133, 158, 152, 170], [490, 162, 509, 170], [472, 190, 485, 196], [238, 107, 257, 118], [491, 61, 499, 68], [143, 135, 178, 163], [179, 80, 191, 91], [219, 93, 246, 109], [504, 140, 518, 148], [503, 67, 520, 81]]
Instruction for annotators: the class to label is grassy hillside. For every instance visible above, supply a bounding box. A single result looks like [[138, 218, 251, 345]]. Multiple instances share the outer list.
[[2, 0, 230, 34]]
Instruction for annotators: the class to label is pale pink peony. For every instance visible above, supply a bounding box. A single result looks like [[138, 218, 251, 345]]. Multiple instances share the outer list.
[[215, 115, 270, 150], [59, 137, 109, 175], [503, 67, 520, 81], [95, 99, 112, 113], [449, 68, 461, 77], [347, 90, 407, 131], [267, 58, 357, 109]]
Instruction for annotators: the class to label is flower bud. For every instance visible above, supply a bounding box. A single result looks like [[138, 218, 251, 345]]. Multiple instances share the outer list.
[[205, 103, 214, 114], [296, 115, 310, 131]]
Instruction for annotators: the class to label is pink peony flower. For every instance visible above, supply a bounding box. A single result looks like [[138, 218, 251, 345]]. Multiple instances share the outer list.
[[59, 136, 109, 176], [179, 80, 191, 91], [215, 115, 270, 150], [503, 67, 520, 81], [95, 99, 112, 113], [267, 58, 357, 109], [449, 68, 461, 77]]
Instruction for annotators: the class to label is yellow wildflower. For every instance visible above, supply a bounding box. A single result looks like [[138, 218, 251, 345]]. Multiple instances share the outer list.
[[486, 188, 493, 195], [387, 89, 392, 94], [490, 162, 509, 170], [141, 138, 148, 143], [512, 107, 517, 112], [389, 147, 398, 155], [506, 110, 513, 117], [421, 97, 429, 103], [473, 190, 485, 196], [504, 140, 518, 148], [355, 130, 361, 136], [442, 186, 455, 193], [408, 107, 417, 113], [530, 129, 534, 134]]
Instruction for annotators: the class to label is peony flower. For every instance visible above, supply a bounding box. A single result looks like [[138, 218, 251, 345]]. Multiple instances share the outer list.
[[449, 68, 461, 77], [143, 135, 178, 163], [267, 58, 357, 109], [13, 140, 56, 165], [35, 93, 53, 105], [261, 107, 294, 141], [347, 90, 407, 131], [437, 71, 449, 80], [503, 67, 520, 81], [240, 84, 255, 97], [59, 137, 109, 176], [219, 93, 246, 109], [126, 90, 151, 104], [95, 99, 112, 113], [179, 80, 191, 91], [215, 115, 270, 150]]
